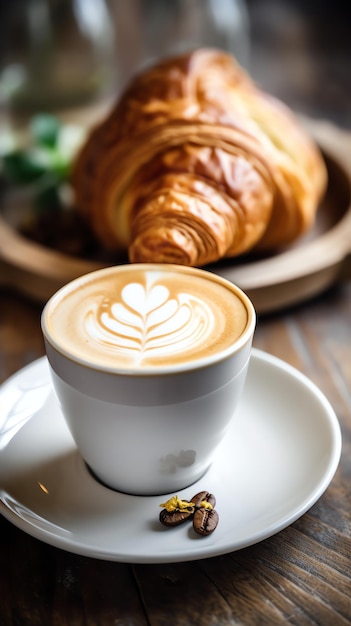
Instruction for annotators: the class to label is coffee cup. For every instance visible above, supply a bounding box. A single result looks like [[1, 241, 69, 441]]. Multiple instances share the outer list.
[[41, 263, 256, 495]]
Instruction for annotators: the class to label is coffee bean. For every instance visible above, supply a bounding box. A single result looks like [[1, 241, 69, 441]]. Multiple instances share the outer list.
[[159, 507, 193, 527], [193, 508, 219, 536], [159, 491, 218, 534], [190, 491, 216, 509]]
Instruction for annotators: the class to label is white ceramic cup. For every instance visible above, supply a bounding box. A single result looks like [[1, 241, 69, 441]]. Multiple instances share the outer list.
[[41, 263, 256, 495]]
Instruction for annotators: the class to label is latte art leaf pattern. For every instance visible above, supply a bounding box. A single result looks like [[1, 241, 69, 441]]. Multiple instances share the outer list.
[[84, 280, 215, 363]]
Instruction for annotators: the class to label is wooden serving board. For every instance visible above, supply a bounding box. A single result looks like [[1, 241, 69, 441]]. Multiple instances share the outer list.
[[0, 117, 350, 314]]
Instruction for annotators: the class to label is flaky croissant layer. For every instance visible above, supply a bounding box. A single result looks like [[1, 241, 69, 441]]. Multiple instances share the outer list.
[[72, 48, 327, 266]]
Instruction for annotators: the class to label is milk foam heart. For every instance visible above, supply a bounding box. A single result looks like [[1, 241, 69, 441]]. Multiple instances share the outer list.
[[43, 264, 249, 370], [85, 279, 216, 365]]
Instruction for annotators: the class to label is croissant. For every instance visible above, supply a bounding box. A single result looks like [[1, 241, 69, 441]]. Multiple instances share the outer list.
[[72, 48, 327, 266]]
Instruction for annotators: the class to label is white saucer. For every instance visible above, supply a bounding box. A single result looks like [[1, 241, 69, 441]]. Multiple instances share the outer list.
[[0, 349, 341, 563]]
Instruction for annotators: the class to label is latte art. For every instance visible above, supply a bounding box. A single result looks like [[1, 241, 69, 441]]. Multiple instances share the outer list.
[[86, 280, 215, 364], [43, 265, 250, 370]]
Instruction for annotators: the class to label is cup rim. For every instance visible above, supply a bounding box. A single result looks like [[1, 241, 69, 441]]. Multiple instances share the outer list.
[[41, 263, 256, 376]]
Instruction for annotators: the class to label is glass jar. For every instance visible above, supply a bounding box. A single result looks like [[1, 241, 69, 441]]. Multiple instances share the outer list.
[[0, 0, 250, 113], [0, 0, 115, 113], [111, 0, 250, 90]]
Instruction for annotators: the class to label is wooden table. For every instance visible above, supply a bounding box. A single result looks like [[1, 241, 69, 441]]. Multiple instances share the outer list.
[[0, 279, 350, 625]]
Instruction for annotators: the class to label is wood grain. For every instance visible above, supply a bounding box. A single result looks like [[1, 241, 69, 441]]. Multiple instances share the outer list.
[[0, 280, 350, 625]]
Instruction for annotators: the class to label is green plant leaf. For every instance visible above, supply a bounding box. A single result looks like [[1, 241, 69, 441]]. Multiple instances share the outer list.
[[30, 114, 61, 148], [2, 151, 47, 183]]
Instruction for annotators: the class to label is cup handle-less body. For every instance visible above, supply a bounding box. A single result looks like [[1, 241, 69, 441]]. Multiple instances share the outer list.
[[48, 357, 250, 495]]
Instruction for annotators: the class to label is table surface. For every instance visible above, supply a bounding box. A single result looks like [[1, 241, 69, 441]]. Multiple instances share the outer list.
[[1, 279, 350, 625], [1, 2, 351, 624]]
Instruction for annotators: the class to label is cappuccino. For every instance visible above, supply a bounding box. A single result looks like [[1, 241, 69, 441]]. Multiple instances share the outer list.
[[42, 264, 255, 494], [43, 264, 250, 371]]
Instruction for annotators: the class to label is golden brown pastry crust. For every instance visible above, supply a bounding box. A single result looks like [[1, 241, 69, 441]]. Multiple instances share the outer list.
[[72, 49, 327, 265]]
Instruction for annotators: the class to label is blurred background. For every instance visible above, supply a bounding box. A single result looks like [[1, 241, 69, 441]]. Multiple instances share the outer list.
[[0, 0, 350, 128], [248, 0, 351, 129]]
